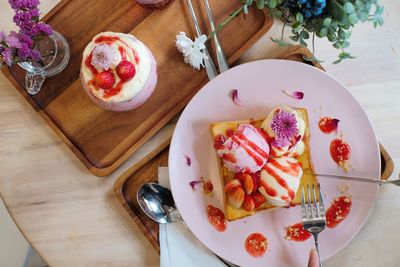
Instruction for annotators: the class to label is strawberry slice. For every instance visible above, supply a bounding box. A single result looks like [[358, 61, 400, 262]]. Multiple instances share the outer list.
[[243, 174, 255, 195], [116, 60, 136, 81], [251, 192, 266, 208], [243, 195, 256, 211], [318, 117, 340, 134], [227, 187, 245, 208], [224, 179, 241, 193], [94, 71, 115, 89]]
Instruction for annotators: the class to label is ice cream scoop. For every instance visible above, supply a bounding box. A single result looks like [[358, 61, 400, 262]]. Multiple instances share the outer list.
[[216, 124, 270, 173], [258, 157, 303, 207]]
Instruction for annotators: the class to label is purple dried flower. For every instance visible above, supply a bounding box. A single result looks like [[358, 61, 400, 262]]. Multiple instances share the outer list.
[[18, 33, 33, 47], [271, 110, 298, 141], [9, 0, 40, 10], [91, 43, 118, 70], [32, 22, 52, 36], [18, 42, 31, 60], [2, 48, 13, 66], [5, 35, 21, 48]]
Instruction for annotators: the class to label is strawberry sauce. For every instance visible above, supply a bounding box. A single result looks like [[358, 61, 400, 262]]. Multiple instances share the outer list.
[[245, 233, 268, 258], [207, 205, 227, 232], [326, 195, 352, 228], [318, 117, 339, 134], [285, 223, 311, 242]]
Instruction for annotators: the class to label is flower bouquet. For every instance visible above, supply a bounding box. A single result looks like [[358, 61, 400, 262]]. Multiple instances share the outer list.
[[176, 0, 384, 68], [0, 0, 53, 66]]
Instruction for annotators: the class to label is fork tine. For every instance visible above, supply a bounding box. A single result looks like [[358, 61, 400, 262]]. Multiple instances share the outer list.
[[301, 186, 307, 219], [318, 183, 326, 217], [312, 184, 319, 217], [306, 184, 314, 218]]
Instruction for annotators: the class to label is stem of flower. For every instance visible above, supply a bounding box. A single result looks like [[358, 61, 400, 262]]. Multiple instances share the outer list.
[[280, 21, 287, 42], [206, 5, 245, 41]]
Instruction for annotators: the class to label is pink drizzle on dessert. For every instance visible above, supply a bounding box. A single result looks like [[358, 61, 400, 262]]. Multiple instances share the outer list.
[[262, 163, 296, 200]]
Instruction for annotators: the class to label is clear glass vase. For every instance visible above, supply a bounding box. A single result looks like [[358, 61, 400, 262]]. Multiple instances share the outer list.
[[18, 31, 70, 95]]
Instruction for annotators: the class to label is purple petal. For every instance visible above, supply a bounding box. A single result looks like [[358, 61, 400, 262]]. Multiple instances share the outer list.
[[189, 180, 203, 191], [230, 89, 243, 106], [184, 155, 191, 166], [282, 90, 304, 100], [272, 139, 290, 148], [332, 118, 340, 129]]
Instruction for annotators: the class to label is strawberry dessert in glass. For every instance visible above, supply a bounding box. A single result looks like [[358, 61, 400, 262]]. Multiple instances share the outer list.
[[80, 32, 157, 111]]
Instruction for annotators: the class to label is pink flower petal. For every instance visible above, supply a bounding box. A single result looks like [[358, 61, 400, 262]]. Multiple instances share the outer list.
[[272, 139, 291, 148], [332, 118, 340, 129], [189, 180, 204, 191], [184, 155, 191, 166], [282, 90, 304, 100], [231, 89, 243, 106]]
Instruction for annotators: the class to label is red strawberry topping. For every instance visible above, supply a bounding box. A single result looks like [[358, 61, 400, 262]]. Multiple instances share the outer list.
[[94, 71, 115, 89], [116, 60, 136, 81]]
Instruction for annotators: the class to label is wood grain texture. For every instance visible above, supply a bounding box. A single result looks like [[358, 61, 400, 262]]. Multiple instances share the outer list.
[[0, 0, 273, 176], [113, 46, 394, 254]]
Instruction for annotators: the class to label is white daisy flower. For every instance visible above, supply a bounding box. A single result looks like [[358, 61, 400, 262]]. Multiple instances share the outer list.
[[175, 32, 207, 70]]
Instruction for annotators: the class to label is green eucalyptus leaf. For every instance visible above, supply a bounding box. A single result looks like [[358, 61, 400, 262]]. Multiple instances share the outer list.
[[274, 10, 283, 18], [327, 33, 336, 42], [268, 0, 277, 9], [296, 13, 304, 23], [333, 42, 341, 49], [343, 2, 355, 13], [243, 4, 249, 14], [327, 0, 348, 24], [256, 0, 265, 9], [323, 18, 332, 27], [317, 27, 328, 37], [349, 13, 359, 25], [358, 11, 368, 22], [338, 28, 347, 39], [302, 31, 310, 39], [333, 58, 342, 64], [290, 35, 300, 41], [299, 37, 308, 47], [376, 6, 384, 16]]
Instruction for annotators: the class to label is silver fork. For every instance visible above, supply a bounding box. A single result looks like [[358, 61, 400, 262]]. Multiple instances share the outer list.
[[301, 184, 326, 267], [203, 0, 229, 72]]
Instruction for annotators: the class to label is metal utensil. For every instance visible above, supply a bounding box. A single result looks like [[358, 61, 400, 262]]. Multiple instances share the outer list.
[[137, 182, 237, 267], [301, 184, 326, 267], [186, 0, 217, 80], [304, 171, 400, 186], [203, 0, 229, 72], [137, 183, 182, 223]]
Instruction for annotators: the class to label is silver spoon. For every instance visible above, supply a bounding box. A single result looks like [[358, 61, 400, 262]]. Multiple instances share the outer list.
[[136, 183, 182, 224], [137, 183, 237, 267]]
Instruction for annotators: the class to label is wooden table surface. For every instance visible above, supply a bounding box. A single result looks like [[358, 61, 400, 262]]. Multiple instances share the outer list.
[[0, 1, 399, 266]]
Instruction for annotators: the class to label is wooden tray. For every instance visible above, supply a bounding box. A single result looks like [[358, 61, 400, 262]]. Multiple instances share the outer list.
[[113, 45, 395, 254], [1, 0, 273, 176]]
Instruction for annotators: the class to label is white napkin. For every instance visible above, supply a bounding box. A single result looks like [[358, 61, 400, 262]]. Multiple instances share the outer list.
[[158, 167, 227, 267]]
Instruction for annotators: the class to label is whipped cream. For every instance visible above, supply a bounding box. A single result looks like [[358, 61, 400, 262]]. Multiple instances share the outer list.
[[217, 124, 270, 173], [81, 32, 152, 103], [259, 157, 303, 207]]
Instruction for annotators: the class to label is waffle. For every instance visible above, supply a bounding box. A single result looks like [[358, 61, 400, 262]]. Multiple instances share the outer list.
[[210, 108, 318, 221]]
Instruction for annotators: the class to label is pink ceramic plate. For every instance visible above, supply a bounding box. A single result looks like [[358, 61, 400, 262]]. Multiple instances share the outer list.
[[169, 60, 380, 267]]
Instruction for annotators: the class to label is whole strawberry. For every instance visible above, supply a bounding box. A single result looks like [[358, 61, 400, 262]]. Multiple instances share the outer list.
[[94, 71, 115, 89], [116, 60, 136, 81]]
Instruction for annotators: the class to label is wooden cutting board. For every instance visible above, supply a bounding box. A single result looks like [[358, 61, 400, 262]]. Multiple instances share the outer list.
[[113, 45, 395, 254], [1, 0, 273, 176]]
